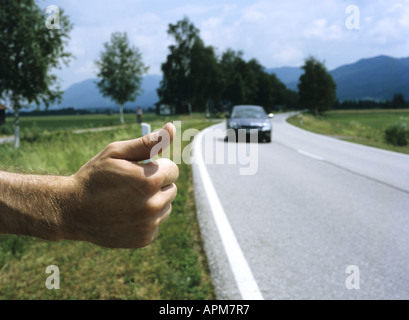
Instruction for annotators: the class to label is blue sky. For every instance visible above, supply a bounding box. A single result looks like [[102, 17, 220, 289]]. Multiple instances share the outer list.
[[36, 0, 409, 90]]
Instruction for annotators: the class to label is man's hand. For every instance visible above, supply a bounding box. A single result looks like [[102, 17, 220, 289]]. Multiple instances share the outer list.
[[0, 123, 179, 249], [66, 123, 179, 249]]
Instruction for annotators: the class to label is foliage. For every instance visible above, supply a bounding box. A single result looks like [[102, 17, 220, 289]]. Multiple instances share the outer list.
[[0, 0, 72, 148], [158, 17, 298, 115], [298, 56, 337, 115], [391, 93, 407, 109], [158, 17, 220, 114], [95, 32, 149, 124], [385, 122, 409, 146], [335, 93, 409, 110]]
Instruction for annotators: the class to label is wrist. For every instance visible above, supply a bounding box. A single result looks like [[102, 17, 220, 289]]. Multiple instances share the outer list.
[[0, 171, 78, 242]]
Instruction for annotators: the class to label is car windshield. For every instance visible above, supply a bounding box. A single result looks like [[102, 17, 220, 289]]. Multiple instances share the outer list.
[[231, 107, 266, 119]]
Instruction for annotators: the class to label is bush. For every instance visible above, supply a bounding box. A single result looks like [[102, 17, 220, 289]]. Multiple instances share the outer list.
[[385, 123, 409, 146], [0, 124, 14, 135]]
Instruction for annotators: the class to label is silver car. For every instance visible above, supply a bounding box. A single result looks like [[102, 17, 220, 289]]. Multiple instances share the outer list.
[[226, 105, 273, 143]]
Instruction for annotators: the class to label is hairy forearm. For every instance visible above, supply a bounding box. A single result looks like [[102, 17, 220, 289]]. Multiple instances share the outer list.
[[0, 171, 75, 241]]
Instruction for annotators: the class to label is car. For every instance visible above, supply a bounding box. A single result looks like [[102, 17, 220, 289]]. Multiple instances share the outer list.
[[225, 105, 273, 143]]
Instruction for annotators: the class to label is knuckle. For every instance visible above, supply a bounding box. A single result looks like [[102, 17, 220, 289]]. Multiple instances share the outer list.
[[104, 141, 121, 155], [144, 176, 162, 193], [146, 199, 164, 214]]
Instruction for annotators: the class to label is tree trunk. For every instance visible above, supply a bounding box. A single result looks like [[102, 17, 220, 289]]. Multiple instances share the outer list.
[[13, 107, 20, 149], [119, 104, 124, 124]]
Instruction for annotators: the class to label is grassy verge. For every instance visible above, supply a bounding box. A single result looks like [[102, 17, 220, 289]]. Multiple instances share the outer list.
[[0, 114, 216, 300], [287, 109, 409, 155], [0, 113, 208, 136]]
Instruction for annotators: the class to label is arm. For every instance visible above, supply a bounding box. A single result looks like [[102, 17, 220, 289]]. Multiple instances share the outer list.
[[0, 123, 178, 249]]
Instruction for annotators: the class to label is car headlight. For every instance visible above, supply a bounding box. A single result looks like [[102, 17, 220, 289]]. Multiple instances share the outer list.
[[261, 122, 272, 131], [229, 121, 238, 129]]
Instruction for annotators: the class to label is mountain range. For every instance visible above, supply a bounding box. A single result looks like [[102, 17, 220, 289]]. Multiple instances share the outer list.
[[50, 55, 409, 111], [268, 55, 409, 102], [52, 75, 162, 111]]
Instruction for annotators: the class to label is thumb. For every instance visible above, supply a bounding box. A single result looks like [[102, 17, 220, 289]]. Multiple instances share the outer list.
[[111, 123, 176, 162]]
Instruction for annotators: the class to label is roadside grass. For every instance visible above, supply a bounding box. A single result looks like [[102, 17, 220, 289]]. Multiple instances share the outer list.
[[0, 113, 208, 136], [0, 114, 216, 300], [287, 109, 409, 155]]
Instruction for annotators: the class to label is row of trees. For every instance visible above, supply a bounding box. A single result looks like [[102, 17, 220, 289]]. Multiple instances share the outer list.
[[157, 17, 299, 115], [335, 93, 408, 110], [0, 3, 339, 148]]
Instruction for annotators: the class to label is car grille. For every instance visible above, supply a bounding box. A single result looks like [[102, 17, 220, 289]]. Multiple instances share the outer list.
[[240, 125, 261, 129]]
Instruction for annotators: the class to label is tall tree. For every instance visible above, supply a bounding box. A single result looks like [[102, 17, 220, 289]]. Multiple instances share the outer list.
[[219, 50, 297, 111], [219, 50, 249, 107], [189, 39, 222, 113], [391, 93, 406, 109], [158, 17, 220, 114], [298, 56, 337, 115], [95, 32, 148, 124], [0, 0, 72, 148]]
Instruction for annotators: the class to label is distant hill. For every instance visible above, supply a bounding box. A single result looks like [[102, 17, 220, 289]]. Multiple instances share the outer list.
[[51, 74, 162, 111], [47, 55, 409, 111], [265, 66, 303, 85], [330, 55, 409, 101], [269, 55, 409, 102]]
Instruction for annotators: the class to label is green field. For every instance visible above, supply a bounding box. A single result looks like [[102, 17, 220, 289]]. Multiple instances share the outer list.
[[0, 113, 190, 136], [0, 113, 216, 299], [287, 109, 409, 154]]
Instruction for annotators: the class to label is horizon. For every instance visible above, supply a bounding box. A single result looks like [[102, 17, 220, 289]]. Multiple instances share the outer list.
[[64, 53, 408, 89], [32, 0, 409, 91]]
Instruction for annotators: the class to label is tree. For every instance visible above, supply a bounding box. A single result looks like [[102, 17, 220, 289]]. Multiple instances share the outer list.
[[0, 0, 72, 148], [219, 50, 297, 112], [219, 50, 251, 107], [298, 56, 337, 115], [158, 17, 220, 114], [95, 32, 148, 124], [189, 39, 222, 113], [391, 93, 406, 109]]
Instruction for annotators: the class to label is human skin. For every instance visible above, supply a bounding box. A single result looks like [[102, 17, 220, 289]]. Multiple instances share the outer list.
[[0, 123, 179, 249]]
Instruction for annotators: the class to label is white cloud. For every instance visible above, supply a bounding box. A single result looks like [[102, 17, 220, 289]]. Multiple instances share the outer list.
[[39, 0, 409, 89], [271, 46, 305, 66]]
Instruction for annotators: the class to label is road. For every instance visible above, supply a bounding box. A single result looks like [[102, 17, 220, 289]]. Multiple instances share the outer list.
[[192, 113, 409, 300]]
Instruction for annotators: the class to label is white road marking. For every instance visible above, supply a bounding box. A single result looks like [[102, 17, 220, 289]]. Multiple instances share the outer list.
[[193, 127, 264, 300], [298, 149, 325, 161]]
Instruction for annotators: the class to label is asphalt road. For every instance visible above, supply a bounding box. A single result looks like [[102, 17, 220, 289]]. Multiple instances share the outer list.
[[192, 113, 409, 300]]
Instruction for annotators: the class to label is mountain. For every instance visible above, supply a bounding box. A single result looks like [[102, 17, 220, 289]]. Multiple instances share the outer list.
[[266, 66, 303, 85], [51, 74, 162, 110], [269, 55, 409, 101], [330, 55, 409, 101], [49, 55, 408, 111]]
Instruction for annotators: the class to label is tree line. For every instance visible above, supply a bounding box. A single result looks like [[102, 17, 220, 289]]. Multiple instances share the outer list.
[[2, 3, 405, 148], [157, 17, 298, 115], [335, 93, 408, 110]]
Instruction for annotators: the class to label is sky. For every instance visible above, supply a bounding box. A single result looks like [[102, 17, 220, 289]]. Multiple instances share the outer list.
[[36, 0, 409, 90]]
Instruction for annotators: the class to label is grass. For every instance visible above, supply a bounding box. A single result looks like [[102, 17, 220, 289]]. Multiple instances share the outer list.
[[0, 113, 216, 300], [0, 113, 208, 136], [287, 109, 409, 155]]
